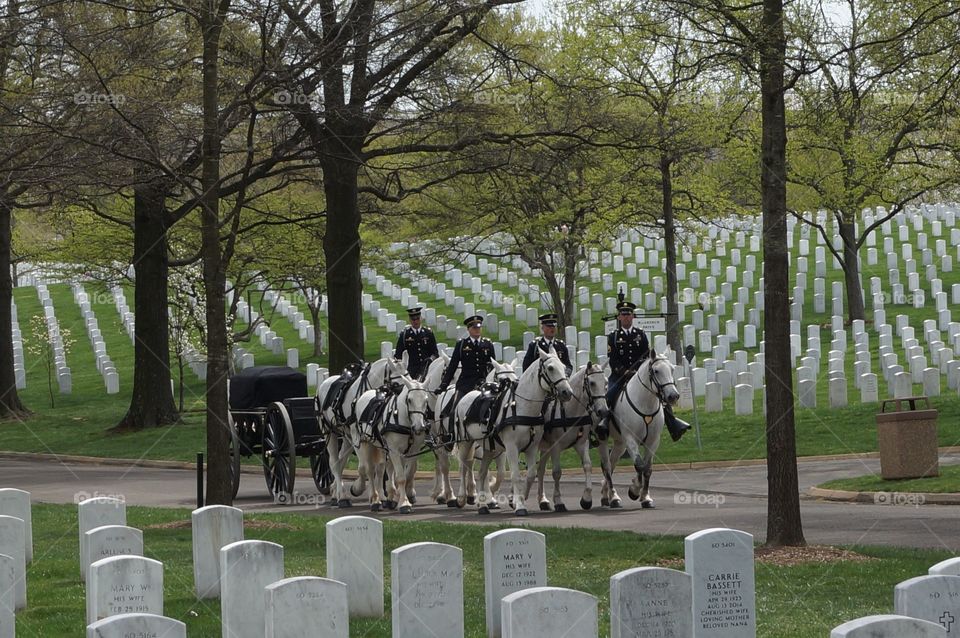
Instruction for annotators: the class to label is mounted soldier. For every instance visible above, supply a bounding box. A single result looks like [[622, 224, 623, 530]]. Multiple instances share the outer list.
[[522, 313, 573, 375], [437, 315, 497, 396], [602, 292, 690, 442], [394, 306, 439, 380]]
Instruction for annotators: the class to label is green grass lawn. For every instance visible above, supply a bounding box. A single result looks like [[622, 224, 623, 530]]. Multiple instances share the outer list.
[[12, 503, 955, 637], [820, 463, 960, 494]]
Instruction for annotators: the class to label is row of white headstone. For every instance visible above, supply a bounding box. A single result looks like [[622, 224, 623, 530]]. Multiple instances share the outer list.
[[5, 488, 960, 637], [71, 284, 119, 394]]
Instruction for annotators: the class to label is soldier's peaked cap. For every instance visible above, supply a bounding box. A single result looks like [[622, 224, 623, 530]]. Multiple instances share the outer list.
[[538, 313, 559, 325], [463, 315, 484, 327]]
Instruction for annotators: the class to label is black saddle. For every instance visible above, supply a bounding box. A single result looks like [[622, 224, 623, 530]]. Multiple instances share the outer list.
[[358, 386, 392, 429], [465, 382, 501, 427], [325, 362, 365, 420]]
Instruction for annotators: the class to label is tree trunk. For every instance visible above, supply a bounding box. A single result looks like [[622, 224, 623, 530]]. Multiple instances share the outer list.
[[200, 0, 231, 506], [115, 183, 179, 430], [838, 218, 865, 322], [321, 150, 364, 373], [0, 196, 28, 419], [661, 156, 681, 364], [309, 304, 323, 357], [563, 249, 577, 332], [760, 0, 805, 547]]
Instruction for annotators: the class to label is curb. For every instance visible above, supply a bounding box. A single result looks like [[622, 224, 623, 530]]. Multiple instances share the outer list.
[[5, 447, 960, 479], [807, 486, 960, 505]]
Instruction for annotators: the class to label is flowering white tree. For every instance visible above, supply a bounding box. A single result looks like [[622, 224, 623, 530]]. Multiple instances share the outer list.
[[26, 315, 74, 408], [168, 266, 206, 412]]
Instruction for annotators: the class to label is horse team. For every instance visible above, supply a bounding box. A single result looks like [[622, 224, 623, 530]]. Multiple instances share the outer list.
[[315, 348, 680, 516]]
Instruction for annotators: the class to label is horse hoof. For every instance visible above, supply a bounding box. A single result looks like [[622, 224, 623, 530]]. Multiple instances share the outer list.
[[539, 502, 551, 511], [399, 505, 413, 514], [478, 506, 490, 515], [370, 503, 381, 513], [436, 496, 447, 505], [515, 508, 528, 517], [641, 500, 656, 509], [610, 499, 623, 509], [446, 499, 459, 508], [409, 495, 417, 505], [628, 489, 640, 501], [554, 503, 567, 513], [467, 495, 476, 505], [489, 501, 501, 509], [337, 499, 352, 509], [600, 497, 610, 507], [384, 499, 397, 510], [455, 499, 465, 509], [580, 498, 593, 510]]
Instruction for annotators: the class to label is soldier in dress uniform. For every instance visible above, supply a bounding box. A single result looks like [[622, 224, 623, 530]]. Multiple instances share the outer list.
[[522, 313, 573, 374], [394, 307, 439, 379], [437, 315, 497, 394], [603, 297, 690, 442]]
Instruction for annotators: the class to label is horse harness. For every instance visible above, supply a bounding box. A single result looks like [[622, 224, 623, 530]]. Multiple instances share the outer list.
[[619, 359, 678, 428]]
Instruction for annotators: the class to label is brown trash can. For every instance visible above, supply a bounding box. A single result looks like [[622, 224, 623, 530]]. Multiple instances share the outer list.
[[876, 396, 939, 480]]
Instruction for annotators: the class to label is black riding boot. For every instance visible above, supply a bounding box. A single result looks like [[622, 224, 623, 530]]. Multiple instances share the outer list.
[[663, 405, 691, 442]]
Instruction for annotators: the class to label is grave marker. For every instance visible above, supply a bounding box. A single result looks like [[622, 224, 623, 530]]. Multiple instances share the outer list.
[[265, 577, 349, 638], [86, 556, 163, 625], [685, 528, 756, 638], [501, 587, 597, 638], [610, 567, 693, 638], [483, 529, 547, 638], [326, 516, 383, 617], [192, 505, 244, 599], [220, 541, 284, 638], [391, 542, 463, 638]]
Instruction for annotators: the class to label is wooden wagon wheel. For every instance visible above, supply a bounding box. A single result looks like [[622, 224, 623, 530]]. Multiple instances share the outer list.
[[262, 402, 296, 501], [227, 413, 242, 500]]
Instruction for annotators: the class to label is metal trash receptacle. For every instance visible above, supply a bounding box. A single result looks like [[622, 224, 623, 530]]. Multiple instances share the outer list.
[[876, 396, 939, 480]]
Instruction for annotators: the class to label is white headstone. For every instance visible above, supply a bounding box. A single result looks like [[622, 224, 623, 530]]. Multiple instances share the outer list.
[[79, 498, 126, 581], [86, 555, 163, 625], [220, 541, 284, 638], [391, 542, 463, 638], [894, 575, 960, 635], [86, 613, 186, 638], [930, 558, 960, 576], [685, 528, 756, 638], [500, 587, 598, 638], [831, 615, 946, 637], [265, 576, 349, 638], [83, 525, 143, 583], [0, 490, 32, 564], [734, 384, 753, 415], [0, 517, 25, 611], [704, 382, 722, 412], [484, 529, 547, 638], [610, 567, 693, 638], [192, 505, 244, 599], [326, 516, 383, 617]]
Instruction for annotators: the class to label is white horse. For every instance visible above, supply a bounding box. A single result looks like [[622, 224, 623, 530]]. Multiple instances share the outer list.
[[532, 361, 609, 512], [315, 357, 408, 507], [433, 358, 516, 508], [599, 351, 680, 509], [457, 349, 573, 516], [423, 353, 459, 505], [351, 375, 430, 512]]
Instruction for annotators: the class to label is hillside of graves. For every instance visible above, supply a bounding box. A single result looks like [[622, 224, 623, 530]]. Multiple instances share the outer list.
[[6, 206, 960, 469]]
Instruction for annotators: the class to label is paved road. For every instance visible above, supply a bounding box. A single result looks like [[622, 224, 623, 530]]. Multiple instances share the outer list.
[[5, 454, 959, 550]]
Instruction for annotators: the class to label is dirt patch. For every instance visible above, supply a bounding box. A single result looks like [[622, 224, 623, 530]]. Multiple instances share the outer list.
[[658, 545, 875, 568], [145, 519, 301, 532]]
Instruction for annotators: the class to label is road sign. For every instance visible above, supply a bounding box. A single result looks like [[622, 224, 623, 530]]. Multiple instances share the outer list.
[[633, 316, 667, 332]]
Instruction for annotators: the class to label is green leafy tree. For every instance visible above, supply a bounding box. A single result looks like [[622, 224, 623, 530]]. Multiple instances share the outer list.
[[26, 315, 74, 409]]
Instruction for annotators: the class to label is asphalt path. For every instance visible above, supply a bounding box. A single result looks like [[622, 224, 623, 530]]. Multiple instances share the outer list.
[[4, 454, 959, 550]]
